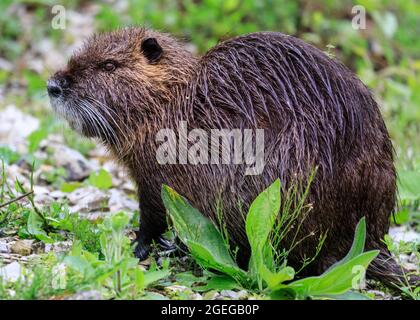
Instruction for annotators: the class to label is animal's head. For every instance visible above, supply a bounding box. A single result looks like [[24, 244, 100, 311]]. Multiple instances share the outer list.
[[47, 27, 195, 148]]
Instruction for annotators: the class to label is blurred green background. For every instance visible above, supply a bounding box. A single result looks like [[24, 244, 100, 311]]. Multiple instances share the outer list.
[[1, 0, 419, 167], [0, 0, 419, 193]]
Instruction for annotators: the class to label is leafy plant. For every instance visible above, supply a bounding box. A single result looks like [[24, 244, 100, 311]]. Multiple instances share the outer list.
[[162, 180, 379, 299], [87, 169, 113, 190], [64, 212, 169, 298], [161, 185, 247, 283]]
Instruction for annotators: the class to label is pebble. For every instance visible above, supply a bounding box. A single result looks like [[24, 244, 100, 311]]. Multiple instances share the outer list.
[[44, 241, 73, 254], [65, 290, 103, 300], [0, 105, 39, 153], [68, 186, 109, 213], [237, 289, 249, 300], [0, 240, 9, 253], [34, 193, 54, 206], [164, 285, 188, 294], [108, 188, 138, 213], [50, 190, 66, 199], [10, 239, 34, 256], [389, 226, 420, 243], [220, 289, 239, 299], [0, 262, 24, 282], [203, 290, 220, 300], [52, 145, 94, 181], [189, 293, 203, 300]]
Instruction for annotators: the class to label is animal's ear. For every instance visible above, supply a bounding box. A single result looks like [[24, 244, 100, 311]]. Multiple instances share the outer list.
[[141, 38, 163, 64]]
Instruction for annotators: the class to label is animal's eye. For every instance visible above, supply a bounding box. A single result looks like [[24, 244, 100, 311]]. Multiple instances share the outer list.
[[102, 61, 117, 72]]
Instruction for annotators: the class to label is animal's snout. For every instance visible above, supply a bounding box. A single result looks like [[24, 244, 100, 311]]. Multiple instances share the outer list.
[[47, 72, 70, 98], [47, 79, 62, 98]]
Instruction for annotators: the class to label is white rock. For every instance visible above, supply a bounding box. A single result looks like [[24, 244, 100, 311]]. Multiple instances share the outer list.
[[0, 262, 23, 282], [65, 290, 102, 300], [33, 186, 53, 206], [77, 211, 109, 221], [44, 241, 73, 254], [88, 144, 109, 159], [6, 164, 30, 188], [108, 188, 138, 213], [10, 239, 34, 256], [52, 145, 93, 181], [221, 290, 239, 299], [35, 194, 55, 206], [0, 105, 39, 153], [68, 186, 109, 213], [0, 240, 9, 253], [40, 134, 65, 147], [0, 58, 13, 72], [389, 226, 420, 243], [189, 293, 203, 300], [32, 184, 51, 204], [237, 290, 249, 300], [33, 185, 50, 195], [50, 190, 66, 199], [165, 285, 188, 293]]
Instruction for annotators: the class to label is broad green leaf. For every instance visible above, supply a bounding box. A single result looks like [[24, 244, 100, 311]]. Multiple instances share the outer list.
[[245, 179, 281, 282], [325, 217, 366, 272], [133, 268, 145, 289], [63, 255, 93, 275], [144, 269, 170, 287], [286, 250, 379, 298], [194, 275, 240, 292], [270, 287, 297, 300], [246, 179, 281, 255], [175, 272, 208, 287], [393, 208, 410, 224], [88, 169, 113, 190], [61, 182, 82, 193], [321, 290, 371, 300], [161, 185, 245, 280], [259, 264, 295, 290], [27, 211, 54, 243], [109, 211, 130, 232], [188, 240, 246, 280]]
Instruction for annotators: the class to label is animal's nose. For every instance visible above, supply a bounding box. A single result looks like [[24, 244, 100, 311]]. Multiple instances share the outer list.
[[47, 79, 62, 98], [47, 73, 70, 98]]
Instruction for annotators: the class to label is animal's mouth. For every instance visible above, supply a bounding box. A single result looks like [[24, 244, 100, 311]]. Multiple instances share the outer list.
[[48, 95, 90, 136], [48, 92, 124, 151]]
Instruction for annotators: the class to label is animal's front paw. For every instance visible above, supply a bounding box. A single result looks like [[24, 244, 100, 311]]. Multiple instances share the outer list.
[[157, 236, 176, 251], [134, 237, 151, 261]]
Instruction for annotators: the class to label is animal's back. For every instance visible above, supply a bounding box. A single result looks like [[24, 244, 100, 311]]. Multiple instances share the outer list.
[[182, 32, 397, 278]]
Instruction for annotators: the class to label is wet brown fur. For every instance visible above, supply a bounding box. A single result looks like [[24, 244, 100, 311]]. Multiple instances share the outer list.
[[48, 27, 418, 287]]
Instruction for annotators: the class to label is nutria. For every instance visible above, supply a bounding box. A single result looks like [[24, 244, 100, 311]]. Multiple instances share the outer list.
[[47, 27, 415, 286]]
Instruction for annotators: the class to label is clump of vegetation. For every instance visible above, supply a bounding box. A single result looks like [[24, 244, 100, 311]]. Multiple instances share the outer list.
[[162, 180, 379, 300], [0, 210, 170, 300]]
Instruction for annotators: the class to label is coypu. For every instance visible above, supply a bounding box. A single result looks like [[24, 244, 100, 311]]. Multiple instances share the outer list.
[[47, 27, 415, 286]]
